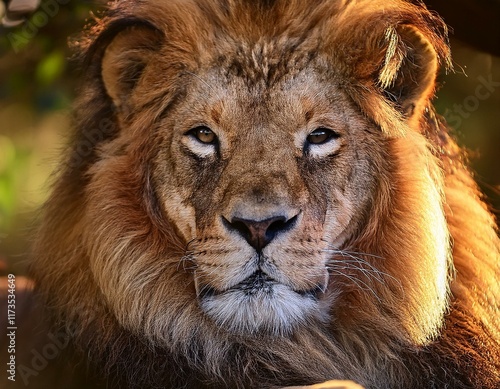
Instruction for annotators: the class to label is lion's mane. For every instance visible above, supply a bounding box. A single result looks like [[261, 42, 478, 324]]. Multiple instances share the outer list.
[[32, 0, 499, 388]]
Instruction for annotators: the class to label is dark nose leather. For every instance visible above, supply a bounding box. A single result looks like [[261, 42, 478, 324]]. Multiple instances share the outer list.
[[225, 215, 297, 251]]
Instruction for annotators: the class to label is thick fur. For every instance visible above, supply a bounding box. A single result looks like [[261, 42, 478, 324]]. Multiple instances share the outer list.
[[32, 0, 499, 388]]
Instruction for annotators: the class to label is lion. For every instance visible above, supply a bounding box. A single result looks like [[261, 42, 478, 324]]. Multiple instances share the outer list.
[[24, 0, 500, 388]]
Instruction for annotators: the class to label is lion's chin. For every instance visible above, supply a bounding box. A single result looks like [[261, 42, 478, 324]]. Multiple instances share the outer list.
[[198, 271, 325, 335]]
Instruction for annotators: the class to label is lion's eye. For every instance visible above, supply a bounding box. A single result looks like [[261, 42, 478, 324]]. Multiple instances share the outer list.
[[189, 126, 217, 145], [306, 128, 338, 145]]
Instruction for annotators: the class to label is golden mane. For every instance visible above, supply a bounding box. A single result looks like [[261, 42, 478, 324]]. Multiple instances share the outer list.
[[30, 1, 500, 388]]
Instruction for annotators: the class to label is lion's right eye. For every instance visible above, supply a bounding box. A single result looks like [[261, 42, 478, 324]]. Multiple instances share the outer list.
[[188, 126, 218, 145], [306, 128, 339, 145]]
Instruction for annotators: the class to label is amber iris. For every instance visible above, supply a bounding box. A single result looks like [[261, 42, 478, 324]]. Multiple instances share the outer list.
[[191, 126, 217, 144]]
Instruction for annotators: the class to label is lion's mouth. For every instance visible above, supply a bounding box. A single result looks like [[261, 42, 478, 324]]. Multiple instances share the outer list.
[[232, 271, 276, 295], [197, 269, 327, 334], [198, 270, 324, 300]]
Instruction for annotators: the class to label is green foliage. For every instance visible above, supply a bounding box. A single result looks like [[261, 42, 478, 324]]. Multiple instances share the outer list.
[[36, 49, 66, 85], [0, 135, 31, 230], [0, 1, 103, 108], [0, 1, 105, 263]]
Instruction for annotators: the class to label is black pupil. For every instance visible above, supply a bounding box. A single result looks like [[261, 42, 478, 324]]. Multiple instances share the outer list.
[[307, 129, 334, 144]]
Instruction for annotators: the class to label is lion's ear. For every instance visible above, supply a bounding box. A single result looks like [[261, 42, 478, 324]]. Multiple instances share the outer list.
[[378, 25, 441, 121], [101, 26, 161, 112]]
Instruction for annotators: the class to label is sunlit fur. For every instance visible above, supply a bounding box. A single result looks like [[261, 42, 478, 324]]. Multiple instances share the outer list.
[[33, 0, 499, 388]]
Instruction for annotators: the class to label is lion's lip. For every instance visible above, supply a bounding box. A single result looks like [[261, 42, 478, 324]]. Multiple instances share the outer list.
[[235, 270, 276, 295], [198, 270, 324, 300]]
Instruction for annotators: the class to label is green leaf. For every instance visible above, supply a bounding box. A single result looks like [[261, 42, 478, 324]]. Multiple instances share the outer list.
[[35, 49, 65, 85]]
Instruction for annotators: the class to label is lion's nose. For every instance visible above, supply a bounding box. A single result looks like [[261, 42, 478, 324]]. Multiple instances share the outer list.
[[224, 214, 298, 251]]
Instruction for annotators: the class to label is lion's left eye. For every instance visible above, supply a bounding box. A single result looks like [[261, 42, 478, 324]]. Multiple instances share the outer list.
[[306, 128, 339, 145], [189, 126, 218, 145]]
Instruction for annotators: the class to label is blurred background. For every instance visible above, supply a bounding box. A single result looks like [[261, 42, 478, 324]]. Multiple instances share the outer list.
[[0, 0, 499, 274]]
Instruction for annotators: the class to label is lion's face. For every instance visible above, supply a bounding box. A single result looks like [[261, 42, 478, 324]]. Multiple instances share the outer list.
[[152, 65, 382, 334]]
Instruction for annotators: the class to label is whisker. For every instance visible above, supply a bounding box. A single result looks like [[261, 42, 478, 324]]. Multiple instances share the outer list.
[[328, 268, 382, 303], [339, 250, 386, 260], [324, 247, 404, 294], [329, 258, 385, 278], [177, 253, 197, 273], [325, 247, 386, 263]]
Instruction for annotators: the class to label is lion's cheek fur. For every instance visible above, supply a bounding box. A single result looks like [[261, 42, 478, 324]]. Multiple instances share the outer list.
[[80, 154, 197, 343], [344, 130, 450, 345]]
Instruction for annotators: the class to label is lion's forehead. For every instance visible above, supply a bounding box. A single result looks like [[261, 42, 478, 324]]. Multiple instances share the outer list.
[[219, 39, 322, 87], [184, 65, 338, 118]]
